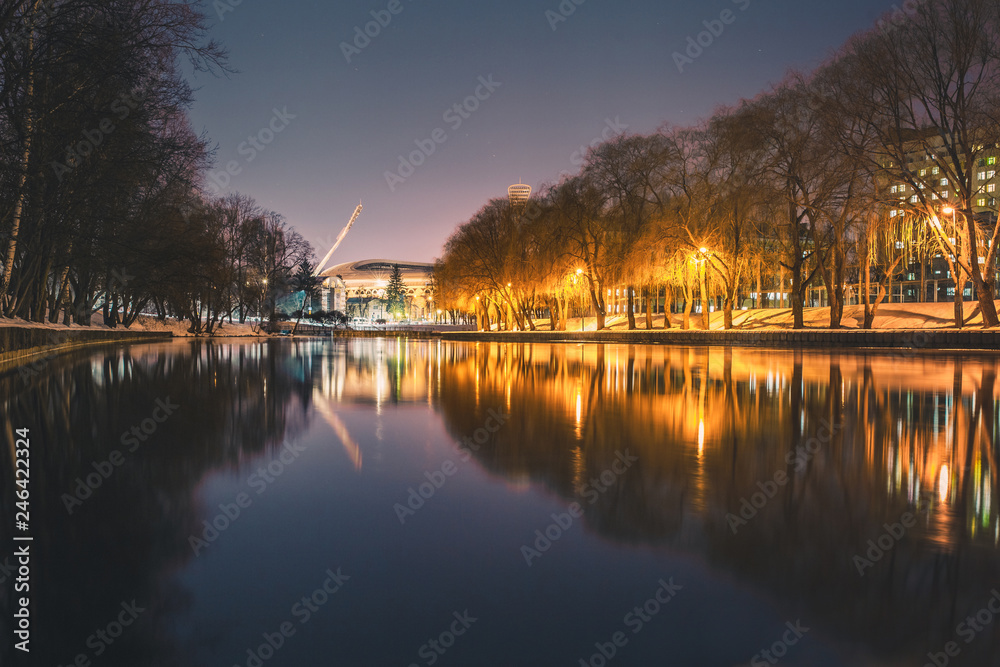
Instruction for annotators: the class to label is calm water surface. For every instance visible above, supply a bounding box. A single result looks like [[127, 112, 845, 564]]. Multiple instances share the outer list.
[[2, 339, 999, 666]]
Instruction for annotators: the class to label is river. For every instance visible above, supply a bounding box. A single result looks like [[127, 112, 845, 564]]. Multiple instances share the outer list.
[[2, 338, 998, 666]]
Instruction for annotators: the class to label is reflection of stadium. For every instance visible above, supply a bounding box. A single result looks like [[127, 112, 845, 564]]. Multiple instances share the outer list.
[[319, 259, 434, 320]]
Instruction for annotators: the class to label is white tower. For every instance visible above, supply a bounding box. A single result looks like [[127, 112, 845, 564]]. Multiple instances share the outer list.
[[508, 182, 531, 206]]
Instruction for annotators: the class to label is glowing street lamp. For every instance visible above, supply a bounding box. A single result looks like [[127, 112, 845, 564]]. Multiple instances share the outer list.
[[694, 247, 712, 328]]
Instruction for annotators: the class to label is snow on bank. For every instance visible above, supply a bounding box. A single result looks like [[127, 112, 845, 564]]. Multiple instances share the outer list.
[[530, 301, 1000, 331], [0, 314, 267, 337]]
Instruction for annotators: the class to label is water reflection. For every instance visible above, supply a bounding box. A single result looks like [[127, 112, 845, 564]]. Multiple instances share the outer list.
[[434, 343, 1000, 663], [1, 340, 319, 666], [1, 339, 998, 665]]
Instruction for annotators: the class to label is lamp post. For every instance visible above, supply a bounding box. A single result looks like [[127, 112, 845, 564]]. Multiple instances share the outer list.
[[261, 278, 269, 329], [696, 247, 710, 330]]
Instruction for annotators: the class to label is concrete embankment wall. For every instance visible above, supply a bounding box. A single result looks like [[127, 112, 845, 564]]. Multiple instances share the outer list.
[[435, 329, 1000, 350], [330, 329, 441, 339], [0, 327, 173, 370]]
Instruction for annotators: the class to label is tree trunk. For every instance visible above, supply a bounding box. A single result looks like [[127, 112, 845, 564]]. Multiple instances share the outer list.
[[862, 242, 874, 329], [756, 259, 764, 309], [644, 286, 653, 329], [919, 253, 927, 303], [700, 267, 710, 330], [682, 266, 693, 330], [964, 210, 1000, 327], [0, 1, 41, 315], [626, 285, 636, 330], [954, 268, 965, 329], [790, 261, 805, 330], [778, 265, 786, 310], [480, 303, 490, 331], [587, 285, 605, 330]]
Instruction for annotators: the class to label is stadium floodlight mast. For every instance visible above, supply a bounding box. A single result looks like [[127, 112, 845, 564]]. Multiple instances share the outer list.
[[315, 203, 364, 276]]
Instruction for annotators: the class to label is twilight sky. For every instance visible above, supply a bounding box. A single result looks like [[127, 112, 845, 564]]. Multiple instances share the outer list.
[[186, 0, 896, 264]]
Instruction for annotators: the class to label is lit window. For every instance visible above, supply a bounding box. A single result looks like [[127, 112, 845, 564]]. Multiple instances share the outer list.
[[940, 178, 949, 186], [933, 166, 940, 175], [931, 193, 939, 200], [978, 198, 987, 206], [989, 157, 997, 165], [942, 190, 949, 198], [910, 195, 919, 203], [989, 184, 997, 193], [890, 210, 898, 218], [891, 186, 898, 194], [979, 171, 987, 181], [920, 168, 927, 176], [989, 170, 997, 179]]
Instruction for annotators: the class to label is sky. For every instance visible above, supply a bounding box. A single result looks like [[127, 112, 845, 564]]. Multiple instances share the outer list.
[[186, 0, 900, 265]]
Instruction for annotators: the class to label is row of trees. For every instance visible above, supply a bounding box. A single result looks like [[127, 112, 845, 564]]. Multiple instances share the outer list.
[[436, 0, 1000, 330], [0, 1, 311, 333]]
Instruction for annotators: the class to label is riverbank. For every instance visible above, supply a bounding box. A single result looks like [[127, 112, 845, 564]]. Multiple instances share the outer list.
[[0, 325, 173, 371], [436, 328, 1000, 350], [430, 302, 1000, 349], [524, 302, 1000, 332], [0, 314, 271, 373]]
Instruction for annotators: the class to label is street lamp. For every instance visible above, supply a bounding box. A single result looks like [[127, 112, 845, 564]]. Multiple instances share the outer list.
[[693, 248, 711, 329]]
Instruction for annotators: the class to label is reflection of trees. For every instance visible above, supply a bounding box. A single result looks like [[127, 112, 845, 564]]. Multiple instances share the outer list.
[[436, 343, 1000, 663], [0, 340, 317, 666]]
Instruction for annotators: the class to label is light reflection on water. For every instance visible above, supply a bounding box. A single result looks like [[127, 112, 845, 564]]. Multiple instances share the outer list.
[[2, 338, 999, 666]]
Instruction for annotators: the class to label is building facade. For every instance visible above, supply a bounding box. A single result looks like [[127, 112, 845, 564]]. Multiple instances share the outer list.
[[319, 259, 435, 321]]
